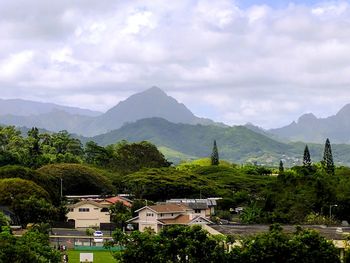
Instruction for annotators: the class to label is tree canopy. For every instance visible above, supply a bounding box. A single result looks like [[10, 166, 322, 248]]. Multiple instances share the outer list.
[[107, 225, 340, 263]]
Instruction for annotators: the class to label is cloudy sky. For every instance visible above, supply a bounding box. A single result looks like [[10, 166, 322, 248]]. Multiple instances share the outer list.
[[1, 0, 350, 128]]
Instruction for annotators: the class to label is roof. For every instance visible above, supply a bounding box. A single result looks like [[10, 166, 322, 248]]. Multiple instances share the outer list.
[[187, 202, 208, 210], [167, 198, 219, 207], [158, 215, 191, 225], [188, 216, 213, 225], [210, 224, 350, 240], [67, 200, 109, 209], [104, 196, 132, 207], [135, 203, 191, 214], [151, 203, 191, 213]]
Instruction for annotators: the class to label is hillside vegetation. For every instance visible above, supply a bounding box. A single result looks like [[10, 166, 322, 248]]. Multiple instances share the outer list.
[[92, 118, 350, 166]]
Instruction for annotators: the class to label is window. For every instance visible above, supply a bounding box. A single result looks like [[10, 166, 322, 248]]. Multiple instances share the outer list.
[[146, 213, 154, 217], [78, 208, 90, 212], [195, 209, 201, 214], [101, 208, 109, 212], [68, 208, 74, 212], [160, 213, 164, 217]]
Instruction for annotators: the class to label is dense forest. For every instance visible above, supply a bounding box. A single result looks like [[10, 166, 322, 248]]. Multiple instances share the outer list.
[[1, 125, 350, 262], [0, 125, 349, 227]]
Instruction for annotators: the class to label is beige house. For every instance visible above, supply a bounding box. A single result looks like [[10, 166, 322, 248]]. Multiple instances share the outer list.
[[66, 200, 111, 228], [127, 203, 212, 233]]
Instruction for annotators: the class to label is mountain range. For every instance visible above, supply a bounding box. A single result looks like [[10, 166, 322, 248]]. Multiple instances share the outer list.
[[0, 87, 219, 137], [269, 105, 350, 144], [2, 87, 350, 164], [89, 117, 350, 166], [0, 98, 101, 117]]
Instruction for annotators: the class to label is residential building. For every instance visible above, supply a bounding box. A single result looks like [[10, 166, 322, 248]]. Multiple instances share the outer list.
[[100, 196, 133, 208], [66, 200, 111, 228], [127, 203, 212, 233], [167, 197, 221, 216]]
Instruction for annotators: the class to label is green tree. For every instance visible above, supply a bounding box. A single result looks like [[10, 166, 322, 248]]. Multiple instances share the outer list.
[[108, 225, 228, 263], [37, 163, 115, 196], [0, 126, 27, 166], [0, 178, 49, 205], [12, 196, 58, 227], [211, 140, 219, 166], [110, 141, 171, 174], [239, 203, 264, 224], [279, 160, 284, 174], [0, 211, 9, 229], [85, 141, 112, 167], [0, 226, 61, 263], [323, 138, 335, 175], [235, 224, 340, 263], [0, 165, 61, 204], [109, 202, 132, 229], [303, 145, 312, 167]]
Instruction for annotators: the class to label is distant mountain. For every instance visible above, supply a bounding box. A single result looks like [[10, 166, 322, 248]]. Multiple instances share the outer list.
[[244, 123, 284, 142], [0, 110, 93, 134], [90, 117, 350, 166], [0, 87, 222, 136], [85, 87, 220, 136], [269, 104, 350, 144], [0, 98, 101, 117]]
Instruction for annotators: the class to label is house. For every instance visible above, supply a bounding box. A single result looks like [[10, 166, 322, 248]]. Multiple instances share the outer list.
[[100, 196, 133, 208], [66, 200, 111, 228], [167, 198, 221, 217], [127, 203, 212, 233]]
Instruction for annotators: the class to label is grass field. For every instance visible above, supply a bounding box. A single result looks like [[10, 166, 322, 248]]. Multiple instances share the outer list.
[[66, 250, 116, 263]]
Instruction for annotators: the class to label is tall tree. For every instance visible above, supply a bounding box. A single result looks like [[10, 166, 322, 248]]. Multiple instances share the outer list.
[[279, 160, 284, 174], [303, 145, 312, 167], [323, 138, 334, 175], [211, 140, 219, 166]]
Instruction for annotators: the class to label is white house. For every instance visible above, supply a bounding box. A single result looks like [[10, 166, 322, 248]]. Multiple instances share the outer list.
[[127, 203, 212, 233], [66, 200, 111, 228]]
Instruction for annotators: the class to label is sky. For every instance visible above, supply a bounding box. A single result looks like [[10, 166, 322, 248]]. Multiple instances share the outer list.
[[1, 0, 350, 129]]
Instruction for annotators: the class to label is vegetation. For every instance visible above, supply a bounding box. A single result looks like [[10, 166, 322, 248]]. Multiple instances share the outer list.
[[323, 138, 335, 175], [0, 225, 61, 262], [234, 224, 340, 263], [211, 140, 219, 165], [303, 145, 312, 167], [2, 124, 350, 261], [37, 164, 115, 196], [279, 160, 284, 174], [85, 140, 171, 174], [106, 225, 340, 263], [1, 124, 350, 225], [91, 117, 350, 166]]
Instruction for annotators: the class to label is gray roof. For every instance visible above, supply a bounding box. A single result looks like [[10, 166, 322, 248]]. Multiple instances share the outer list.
[[167, 198, 219, 207], [187, 202, 208, 210]]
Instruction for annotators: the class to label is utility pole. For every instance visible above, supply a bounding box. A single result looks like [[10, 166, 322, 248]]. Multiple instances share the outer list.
[[60, 177, 63, 199], [329, 204, 338, 219]]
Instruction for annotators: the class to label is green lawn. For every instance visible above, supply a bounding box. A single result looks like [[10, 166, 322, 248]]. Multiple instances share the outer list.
[[66, 250, 116, 263]]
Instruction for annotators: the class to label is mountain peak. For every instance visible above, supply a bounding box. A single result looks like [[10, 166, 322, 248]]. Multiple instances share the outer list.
[[336, 103, 350, 116], [297, 113, 317, 124], [142, 86, 167, 95]]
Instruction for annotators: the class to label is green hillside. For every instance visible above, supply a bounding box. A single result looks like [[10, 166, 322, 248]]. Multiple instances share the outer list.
[[91, 118, 350, 166]]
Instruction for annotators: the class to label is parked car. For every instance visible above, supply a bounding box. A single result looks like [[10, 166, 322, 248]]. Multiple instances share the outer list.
[[93, 230, 103, 237]]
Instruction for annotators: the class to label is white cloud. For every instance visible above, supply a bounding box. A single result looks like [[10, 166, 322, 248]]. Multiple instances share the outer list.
[[0, 0, 350, 128], [0, 51, 34, 79]]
